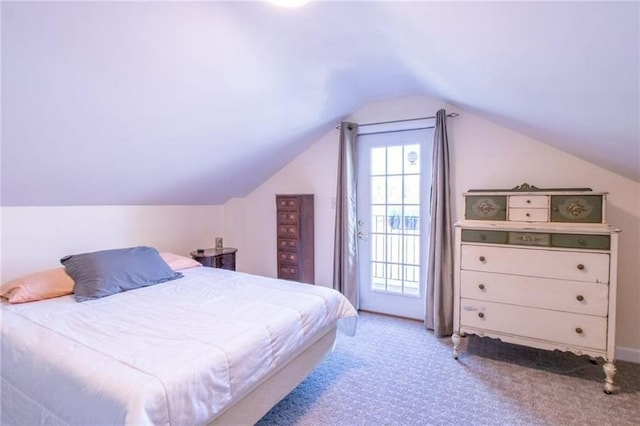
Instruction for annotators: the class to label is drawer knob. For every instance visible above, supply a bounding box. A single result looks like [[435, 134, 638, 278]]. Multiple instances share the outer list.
[[479, 256, 486, 262], [526, 199, 531, 204], [578, 239, 587, 246], [478, 312, 485, 318], [526, 213, 531, 217], [575, 327, 583, 334], [576, 295, 584, 302], [577, 264, 585, 270], [478, 284, 485, 290]]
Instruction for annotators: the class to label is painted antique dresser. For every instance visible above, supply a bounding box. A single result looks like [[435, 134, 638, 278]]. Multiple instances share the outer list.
[[452, 183, 620, 393]]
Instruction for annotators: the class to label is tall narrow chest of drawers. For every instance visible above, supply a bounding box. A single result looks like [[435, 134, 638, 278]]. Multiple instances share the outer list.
[[276, 194, 315, 284], [452, 184, 620, 393]]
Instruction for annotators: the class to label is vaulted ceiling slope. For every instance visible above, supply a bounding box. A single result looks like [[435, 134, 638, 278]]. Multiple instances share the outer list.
[[1, 1, 638, 206]]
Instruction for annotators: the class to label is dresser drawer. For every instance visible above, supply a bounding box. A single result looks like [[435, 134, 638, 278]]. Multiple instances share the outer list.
[[278, 264, 299, 280], [460, 299, 607, 350], [460, 270, 609, 316], [278, 251, 299, 264], [465, 196, 507, 221], [551, 233, 610, 250], [460, 245, 610, 284], [550, 195, 604, 223], [278, 238, 299, 251], [508, 208, 548, 222], [508, 231, 550, 246], [508, 195, 548, 208], [461, 229, 508, 244], [277, 197, 300, 211], [278, 224, 299, 238], [277, 211, 299, 225]]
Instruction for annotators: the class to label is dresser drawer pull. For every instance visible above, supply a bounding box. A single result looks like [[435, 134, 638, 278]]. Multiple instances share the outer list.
[[478, 284, 485, 290], [576, 295, 584, 302], [478, 312, 485, 318], [578, 239, 586, 246], [479, 256, 486, 262], [526, 199, 531, 204], [575, 327, 583, 334], [525, 213, 531, 217], [577, 264, 585, 270]]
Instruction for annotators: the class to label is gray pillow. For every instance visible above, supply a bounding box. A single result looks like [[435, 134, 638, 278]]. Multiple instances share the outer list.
[[61, 246, 183, 302]]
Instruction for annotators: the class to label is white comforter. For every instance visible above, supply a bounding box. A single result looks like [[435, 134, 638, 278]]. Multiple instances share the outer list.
[[0, 267, 357, 425]]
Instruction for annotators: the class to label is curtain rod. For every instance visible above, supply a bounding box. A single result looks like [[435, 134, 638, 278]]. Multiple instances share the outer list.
[[335, 112, 459, 130]]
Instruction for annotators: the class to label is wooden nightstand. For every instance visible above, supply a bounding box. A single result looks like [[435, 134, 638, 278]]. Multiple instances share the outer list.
[[190, 248, 237, 271]]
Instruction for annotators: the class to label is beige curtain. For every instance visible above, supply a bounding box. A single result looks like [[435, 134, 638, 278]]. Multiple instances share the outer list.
[[332, 121, 359, 308], [425, 109, 454, 336]]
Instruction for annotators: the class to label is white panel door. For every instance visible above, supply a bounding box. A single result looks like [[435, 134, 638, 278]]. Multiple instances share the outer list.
[[357, 128, 433, 320]]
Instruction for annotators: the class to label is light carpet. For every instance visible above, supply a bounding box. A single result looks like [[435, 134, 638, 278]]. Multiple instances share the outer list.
[[257, 312, 640, 426]]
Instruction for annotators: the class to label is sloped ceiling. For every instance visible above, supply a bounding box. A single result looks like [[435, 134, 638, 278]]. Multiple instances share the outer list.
[[2, 1, 638, 206]]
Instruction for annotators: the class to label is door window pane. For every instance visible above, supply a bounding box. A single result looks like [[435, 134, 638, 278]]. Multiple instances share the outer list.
[[371, 177, 386, 204], [405, 144, 420, 172], [371, 147, 386, 175], [404, 175, 420, 204], [387, 176, 403, 204], [387, 146, 403, 175]]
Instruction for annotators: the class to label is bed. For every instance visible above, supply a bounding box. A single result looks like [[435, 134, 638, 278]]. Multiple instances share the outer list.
[[1, 265, 358, 425]]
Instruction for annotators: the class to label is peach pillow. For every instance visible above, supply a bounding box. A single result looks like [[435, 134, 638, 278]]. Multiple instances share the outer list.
[[160, 252, 202, 271], [1, 268, 74, 303]]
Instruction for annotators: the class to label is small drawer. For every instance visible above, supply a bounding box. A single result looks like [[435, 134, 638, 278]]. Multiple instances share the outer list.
[[278, 238, 299, 251], [465, 196, 507, 221], [278, 211, 298, 224], [508, 208, 548, 222], [508, 195, 548, 208], [551, 233, 610, 250], [277, 197, 299, 211], [279, 265, 299, 279], [278, 251, 298, 263], [461, 229, 508, 244], [278, 225, 299, 238]]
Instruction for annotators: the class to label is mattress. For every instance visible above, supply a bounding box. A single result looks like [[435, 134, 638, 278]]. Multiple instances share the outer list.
[[0, 267, 358, 425]]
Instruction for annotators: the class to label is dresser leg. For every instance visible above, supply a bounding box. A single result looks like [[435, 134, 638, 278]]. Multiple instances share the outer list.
[[452, 333, 461, 359], [603, 361, 616, 394]]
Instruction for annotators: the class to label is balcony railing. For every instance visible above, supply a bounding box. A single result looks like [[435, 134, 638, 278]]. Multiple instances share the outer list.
[[369, 214, 420, 295]]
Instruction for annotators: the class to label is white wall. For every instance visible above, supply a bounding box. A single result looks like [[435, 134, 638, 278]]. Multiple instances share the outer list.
[[1, 205, 222, 283], [229, 95, 640, 359]]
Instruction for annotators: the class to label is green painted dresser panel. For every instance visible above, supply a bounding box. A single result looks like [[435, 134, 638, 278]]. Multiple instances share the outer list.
[[461, 229, 508, 244], [551, 233, 610, 250], [462, 229, 610, 250], [465, 196, 507, 221], [508, 232, 550, 247], [550, 195, 604, 223]]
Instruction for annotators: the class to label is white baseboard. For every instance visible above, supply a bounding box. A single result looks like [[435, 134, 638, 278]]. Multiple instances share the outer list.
[[616, 346, 640, 364]]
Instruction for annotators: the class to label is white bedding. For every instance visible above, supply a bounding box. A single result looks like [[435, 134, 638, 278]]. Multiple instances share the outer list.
[[0, 267, 358, 425]]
